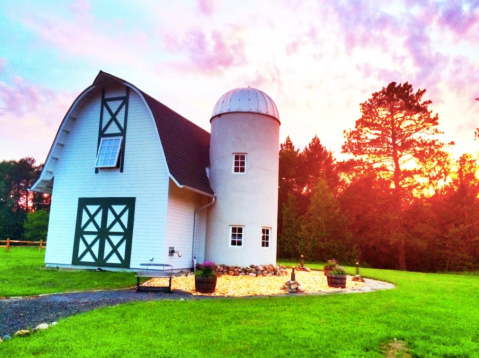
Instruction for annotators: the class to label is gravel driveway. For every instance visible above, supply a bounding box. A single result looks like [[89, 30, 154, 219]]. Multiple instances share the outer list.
[[0, 289, 193, 337]]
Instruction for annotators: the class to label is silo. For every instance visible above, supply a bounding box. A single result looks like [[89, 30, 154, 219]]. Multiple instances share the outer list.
[[205, 87, 280, 267]]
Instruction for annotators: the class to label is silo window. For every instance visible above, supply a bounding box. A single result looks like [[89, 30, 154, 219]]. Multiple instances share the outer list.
[[233, 153, 246, 173], [262, 228, 270, 248], [230, 226, 244, 247]]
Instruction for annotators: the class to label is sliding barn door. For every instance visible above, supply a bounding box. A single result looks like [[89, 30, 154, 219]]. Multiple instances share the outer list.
[[72, 198, 136, 268]]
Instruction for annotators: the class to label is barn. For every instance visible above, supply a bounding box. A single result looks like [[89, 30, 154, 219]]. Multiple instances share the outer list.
[[31, 71, 280, 270]]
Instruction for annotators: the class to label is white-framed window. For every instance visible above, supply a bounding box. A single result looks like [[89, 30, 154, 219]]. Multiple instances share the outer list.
[[233, 153, 246, 173], [230, 226, 244, 247], [95, 137, 122, 168], [262, 228, 270, 248]]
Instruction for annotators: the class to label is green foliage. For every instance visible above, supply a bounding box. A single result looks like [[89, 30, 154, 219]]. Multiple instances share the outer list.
[[324, 259, 338, 269], [23, 210, 49, 241], [329, 266, 346, 275], [2, 262, 479, 357], [0, 248, 135, 297]]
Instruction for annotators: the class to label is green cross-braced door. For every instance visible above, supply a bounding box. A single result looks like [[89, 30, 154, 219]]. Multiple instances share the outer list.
[[72, 197, 136, 268]]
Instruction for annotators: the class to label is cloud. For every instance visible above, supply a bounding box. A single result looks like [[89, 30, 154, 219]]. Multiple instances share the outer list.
[[162, 27, 246, 74], [0, 76, 75, 161], [0, 58, 6, 73], [0, 77, 72, 120], [196, 0, 215, 15]]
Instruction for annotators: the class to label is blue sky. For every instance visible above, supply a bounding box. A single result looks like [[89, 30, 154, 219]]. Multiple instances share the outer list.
[[1, 0, 478, 163]]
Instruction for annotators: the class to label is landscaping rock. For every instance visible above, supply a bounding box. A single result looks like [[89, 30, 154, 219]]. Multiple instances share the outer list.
[[2, 335, 11, 341], [298, 285, 305, 293], [249, 273, 256, 277], [51, 322, 58, 326], [35, 323, 49, 331], [0, 337, 2, 344], [14, 330, 30, 337]]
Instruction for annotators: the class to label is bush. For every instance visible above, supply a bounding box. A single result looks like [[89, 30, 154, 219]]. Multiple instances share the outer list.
[[329, 266, 346, 275], [23, 210, 49, 241]]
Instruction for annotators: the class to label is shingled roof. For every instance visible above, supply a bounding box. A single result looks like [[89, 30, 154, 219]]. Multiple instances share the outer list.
[[94, 72, 213, 195]]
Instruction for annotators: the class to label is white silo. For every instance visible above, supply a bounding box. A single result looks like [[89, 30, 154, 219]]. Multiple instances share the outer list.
[[205, 87, 280, 267]]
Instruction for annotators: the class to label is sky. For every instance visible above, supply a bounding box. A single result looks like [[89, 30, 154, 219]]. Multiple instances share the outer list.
[[0, 0, 478, 164]]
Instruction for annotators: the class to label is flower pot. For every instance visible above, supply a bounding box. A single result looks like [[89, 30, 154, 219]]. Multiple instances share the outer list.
[[323, 268, 331, 276], [327, 274, 347, 288], [195, 276, 217, 293]]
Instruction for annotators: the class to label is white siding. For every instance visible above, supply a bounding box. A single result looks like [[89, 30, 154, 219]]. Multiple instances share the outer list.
[[45, 84, 170, 269], [165, 180, 209, 269]]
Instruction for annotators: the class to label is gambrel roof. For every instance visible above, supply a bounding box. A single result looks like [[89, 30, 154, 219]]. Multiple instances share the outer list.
[[32, 71, 213, 196]]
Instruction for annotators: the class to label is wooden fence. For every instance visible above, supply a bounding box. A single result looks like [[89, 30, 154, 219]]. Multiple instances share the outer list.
[[0, 238, 45, 252]]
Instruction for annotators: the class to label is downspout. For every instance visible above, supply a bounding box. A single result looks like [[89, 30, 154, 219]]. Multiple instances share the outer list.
[[192, 195, 216, 271]]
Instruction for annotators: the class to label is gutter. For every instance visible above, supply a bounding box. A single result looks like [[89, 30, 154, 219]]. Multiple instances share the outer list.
[[192, 195, 216, 271]]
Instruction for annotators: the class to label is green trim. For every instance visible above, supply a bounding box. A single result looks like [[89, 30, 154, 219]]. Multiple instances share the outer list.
[[72, 197, 136, 268], [120, 87, 129, 173], [95, 87, 129, 173]]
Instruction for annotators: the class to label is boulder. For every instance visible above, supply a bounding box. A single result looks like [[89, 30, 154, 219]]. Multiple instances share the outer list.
[[2, 335, 11, 341], [298, 285, 305, 293], [14, 330, 30, 337], [35, 323, 49, 331]]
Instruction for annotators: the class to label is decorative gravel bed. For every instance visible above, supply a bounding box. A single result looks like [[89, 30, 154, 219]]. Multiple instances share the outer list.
[[146, 269, 367, 296]]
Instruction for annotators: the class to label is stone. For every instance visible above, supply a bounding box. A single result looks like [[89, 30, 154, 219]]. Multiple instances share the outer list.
[[228, 271, 234, 276], [290, 284, 298, 290], [234, 271, 239, 276], [51, 322, 58, 326], [257, 266, 264, 271], [2, 335, 11, 341], [256, 271, 262, 276], [262, 271, 267, 276], [0, 337, 2, 344], [298, 285, 305, 293], [249, 273, 257, 277], [267, 273, 272, 277], [14, 330, 30, 337], [240, 273, 245, 276], [35, 323, 49, 331]]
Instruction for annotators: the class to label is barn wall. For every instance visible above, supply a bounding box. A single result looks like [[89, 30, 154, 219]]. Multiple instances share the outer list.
[[45, 84, 170, 269], [165, 180, 210, 269]]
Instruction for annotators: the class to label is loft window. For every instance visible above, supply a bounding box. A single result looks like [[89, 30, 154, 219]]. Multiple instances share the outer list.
[[95, 137, 122, 168], [262, 228, 270, 248], [230, 226, 244, 247], [233, 153, 246, 173]]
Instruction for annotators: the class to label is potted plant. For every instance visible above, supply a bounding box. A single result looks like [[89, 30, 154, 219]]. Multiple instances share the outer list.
[[323, 259, 338, 276], [195, 261, 217, 293], [327, 266, 347, 288]]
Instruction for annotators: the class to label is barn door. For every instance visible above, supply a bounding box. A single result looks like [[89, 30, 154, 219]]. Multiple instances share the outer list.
[[72, 198, 135, 268]]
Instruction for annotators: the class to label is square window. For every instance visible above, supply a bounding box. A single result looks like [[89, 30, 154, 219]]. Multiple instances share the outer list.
[[230, 226, 243, 247], [95, 137, 122, 168], [262, 228, 270, 248], [233, 154, 246, 173]]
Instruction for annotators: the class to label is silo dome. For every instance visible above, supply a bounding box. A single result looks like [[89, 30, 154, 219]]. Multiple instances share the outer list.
[[211, 87, 280, 122]]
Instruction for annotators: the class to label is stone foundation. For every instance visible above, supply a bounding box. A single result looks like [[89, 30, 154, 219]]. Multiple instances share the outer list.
[[214, 264, 288, 277]]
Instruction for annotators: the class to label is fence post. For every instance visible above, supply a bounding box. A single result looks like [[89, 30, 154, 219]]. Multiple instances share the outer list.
[[6, 238, 10, 252], [39, 240, 43, 251]]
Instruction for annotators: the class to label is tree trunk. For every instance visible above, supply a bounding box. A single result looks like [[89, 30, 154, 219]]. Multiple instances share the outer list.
[[391, 112, 407, 271]]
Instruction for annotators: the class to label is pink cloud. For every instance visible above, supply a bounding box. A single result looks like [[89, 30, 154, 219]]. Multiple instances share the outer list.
[[0, 77, 70, 119], [163, 27, 246, 74], [18, 4, 149, 66], [197, 0, 215, 15], [0, 58, 6, 73], [437, 0, 479, 35]]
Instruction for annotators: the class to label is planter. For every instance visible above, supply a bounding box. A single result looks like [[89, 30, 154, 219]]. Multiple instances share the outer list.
[[195, 276, 217, 293], [327, 274, 347, 288], [324, 267, 335, 276]]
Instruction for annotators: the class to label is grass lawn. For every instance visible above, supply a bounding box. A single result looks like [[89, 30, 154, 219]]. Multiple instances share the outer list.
[[0, 247, 135, 297], [1, 254, 479, 357]]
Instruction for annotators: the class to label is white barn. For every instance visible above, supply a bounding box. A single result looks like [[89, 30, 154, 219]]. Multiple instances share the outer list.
[[31, 72, 280, 270]]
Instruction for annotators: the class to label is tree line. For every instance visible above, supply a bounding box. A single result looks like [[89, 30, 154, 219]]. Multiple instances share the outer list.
[[0, 158, 50, 242], [278, 82, 479, 272]]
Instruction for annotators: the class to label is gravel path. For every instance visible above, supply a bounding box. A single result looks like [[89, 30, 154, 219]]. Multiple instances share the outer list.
[[0, 289, 194, 337], [0, 278, 394, 337]]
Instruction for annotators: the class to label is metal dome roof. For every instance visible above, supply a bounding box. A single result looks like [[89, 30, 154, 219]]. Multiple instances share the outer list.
[[211, 87, 280, 122]]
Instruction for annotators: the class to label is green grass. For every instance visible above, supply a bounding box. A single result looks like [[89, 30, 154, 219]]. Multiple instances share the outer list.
[[0, 247, 135, 297], [1, 252, 479, 357]]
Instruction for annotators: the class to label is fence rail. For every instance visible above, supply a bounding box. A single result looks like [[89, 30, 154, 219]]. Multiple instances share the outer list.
[[0, 238, 45, 252]]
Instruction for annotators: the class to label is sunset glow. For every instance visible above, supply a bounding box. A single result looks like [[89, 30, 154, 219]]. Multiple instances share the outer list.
[[0, 0, 478, 162]]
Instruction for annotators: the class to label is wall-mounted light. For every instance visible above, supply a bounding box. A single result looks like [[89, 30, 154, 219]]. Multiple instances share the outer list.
[[169, 247, 182, 257]]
